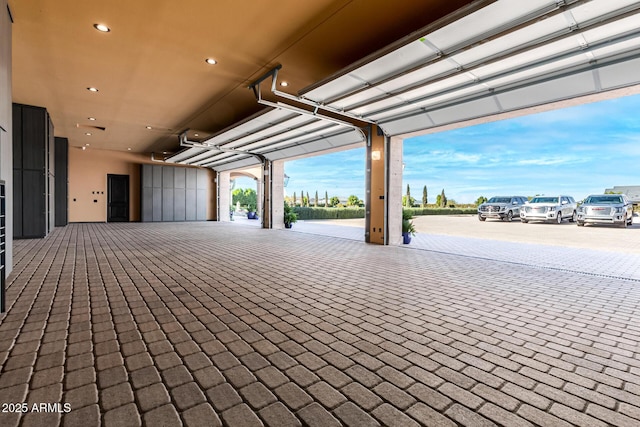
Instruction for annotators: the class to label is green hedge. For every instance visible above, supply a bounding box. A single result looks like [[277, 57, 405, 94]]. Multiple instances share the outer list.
[[293, 207, 365, 220], [292, 206, 476, 220], [404, 207, 477, 216]]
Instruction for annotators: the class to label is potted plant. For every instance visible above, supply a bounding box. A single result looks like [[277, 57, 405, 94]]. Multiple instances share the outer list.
[[402, 210, 416, 244], [284, 202, 297, 228], [247, 204, 256, 219]]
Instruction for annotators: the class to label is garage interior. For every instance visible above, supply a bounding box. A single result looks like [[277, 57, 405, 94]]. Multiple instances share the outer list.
[[2, 1, 640, 426]]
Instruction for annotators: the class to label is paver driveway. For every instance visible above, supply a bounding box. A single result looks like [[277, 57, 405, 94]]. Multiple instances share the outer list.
[[0, 222, 638, 426]]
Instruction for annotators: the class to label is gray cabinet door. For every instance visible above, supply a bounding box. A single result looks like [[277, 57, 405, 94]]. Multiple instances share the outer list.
[[152, 188, 162, 222], [186, 189, 196, 220], [141, 165, 208, 222], [142, 187, 153, 222], [174, 189, 186, 221]]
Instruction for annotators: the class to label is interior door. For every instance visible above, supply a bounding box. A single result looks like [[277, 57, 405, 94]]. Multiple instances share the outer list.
[[107, 174, 129, 222]]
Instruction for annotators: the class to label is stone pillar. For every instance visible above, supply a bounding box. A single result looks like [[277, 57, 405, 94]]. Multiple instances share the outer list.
[[218, 170, 231, 221], [387, 136, 404, 245], [271, 160, 285, 229]]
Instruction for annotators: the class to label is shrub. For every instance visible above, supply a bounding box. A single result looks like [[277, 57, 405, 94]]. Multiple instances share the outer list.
[[292, 207, 365, 220]]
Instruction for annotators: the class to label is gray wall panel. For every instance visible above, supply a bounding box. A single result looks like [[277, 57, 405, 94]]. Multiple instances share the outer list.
[[174, 189, 186, 221], [186, 189, 196, 220], [174, 168, 185, 189], [196, 189, 206, 220], [54, 137, 68, 227], [162, 188, 174, 221], [152, 188, 162, 221], [142, 187, 153, 222], [152, 165, 162, 188], [186, 168, 196, 189], [196, 169, 207, 189], [140, 164, 207, 222], [162, 167, 174, 189], [142, 164, 153, 188]]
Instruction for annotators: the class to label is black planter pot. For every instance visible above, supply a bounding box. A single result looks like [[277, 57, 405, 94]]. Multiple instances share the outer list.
[[402, 232, 412, 244], [247, 212, 256, 219], [284, 223, 292, 229]]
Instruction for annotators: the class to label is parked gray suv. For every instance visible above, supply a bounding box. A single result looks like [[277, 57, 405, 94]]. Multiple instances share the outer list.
[[478, 196, 528, 222]]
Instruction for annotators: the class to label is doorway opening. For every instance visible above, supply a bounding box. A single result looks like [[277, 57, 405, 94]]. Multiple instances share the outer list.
[[107, 174, 129, 222]]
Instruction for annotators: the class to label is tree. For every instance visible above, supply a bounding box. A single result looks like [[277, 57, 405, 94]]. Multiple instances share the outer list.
[[232, 188, 246, 206], [306, 192, 310, 207], [402, 195, 416, 207], [422, 185, 428, 207], [325, 191, 329, 208], [406, 184, 412, 208], [436, 194, 442, 207], [475, 196, 487, 206], [231, 188, 256, 209], [347, 195, 360, 207], [330, 196, 340, 207], [439, 189, 447, 208], [293, 192, 297, 206], [314, 191, 319, 207]]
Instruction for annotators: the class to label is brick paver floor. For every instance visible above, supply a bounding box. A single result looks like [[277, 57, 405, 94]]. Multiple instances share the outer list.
[[0, 222, 639, 426]]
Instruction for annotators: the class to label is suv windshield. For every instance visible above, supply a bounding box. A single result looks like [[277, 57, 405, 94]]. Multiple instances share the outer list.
[[530, 197, 557, 203], [585, 195, 623, 204], [487, 197, 511, 203]]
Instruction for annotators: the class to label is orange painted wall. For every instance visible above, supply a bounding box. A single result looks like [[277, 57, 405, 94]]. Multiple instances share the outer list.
[[68, 148, 216, 222]]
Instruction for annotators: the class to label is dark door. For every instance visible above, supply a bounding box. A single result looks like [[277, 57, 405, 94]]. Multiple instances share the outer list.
[[107, 174, 129, 222]]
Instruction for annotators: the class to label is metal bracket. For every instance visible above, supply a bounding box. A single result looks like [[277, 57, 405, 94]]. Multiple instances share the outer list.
[[248, 65, 375, 128]]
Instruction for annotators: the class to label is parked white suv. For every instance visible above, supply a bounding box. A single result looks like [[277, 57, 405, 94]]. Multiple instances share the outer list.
[[576, 194, 634, 227], [520, 196, 577, 224]]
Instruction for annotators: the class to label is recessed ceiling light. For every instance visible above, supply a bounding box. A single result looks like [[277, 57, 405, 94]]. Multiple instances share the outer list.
[[194, 133, 199, 137], [280, 81, 289, 87], [85, 133, 92, 136], [162, 151, 168, 154], [87, 87, 99, 92], [88, 117, 96, 121], [82, 146, 86, 150], [205, 58, 217, 65], [85, 144, 90, 146], [94, 23, 110, 33], [127, 148, 131, 151], [146, 126, 152, 130]]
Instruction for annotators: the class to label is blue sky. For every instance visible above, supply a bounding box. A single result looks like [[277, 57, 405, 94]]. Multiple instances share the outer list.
[[236, 94, 640, 204]]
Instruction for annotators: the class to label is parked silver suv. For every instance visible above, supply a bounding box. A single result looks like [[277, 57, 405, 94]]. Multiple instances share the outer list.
[[478, 196, 528, 222], [576, 194, 633, 227], [520, 195, 577, 224]]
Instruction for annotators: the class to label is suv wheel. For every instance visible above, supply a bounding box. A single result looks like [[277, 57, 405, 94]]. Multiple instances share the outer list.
[[621, 214, 628, 228], [570, 211, 577, 222], [478, 214, 486, 222], [577, 221, 584, 227], [505, 211, 513, 222], [556, 212, 562, 224]]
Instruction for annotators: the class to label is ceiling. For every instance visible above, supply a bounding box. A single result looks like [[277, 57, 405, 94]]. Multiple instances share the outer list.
[[161, 0, 640, 172], [10, 0, 474, 154]]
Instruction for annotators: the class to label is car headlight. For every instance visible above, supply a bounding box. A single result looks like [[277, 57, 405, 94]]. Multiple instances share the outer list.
[[615, 207, 624, 213], [548, 206, 556, 211]]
